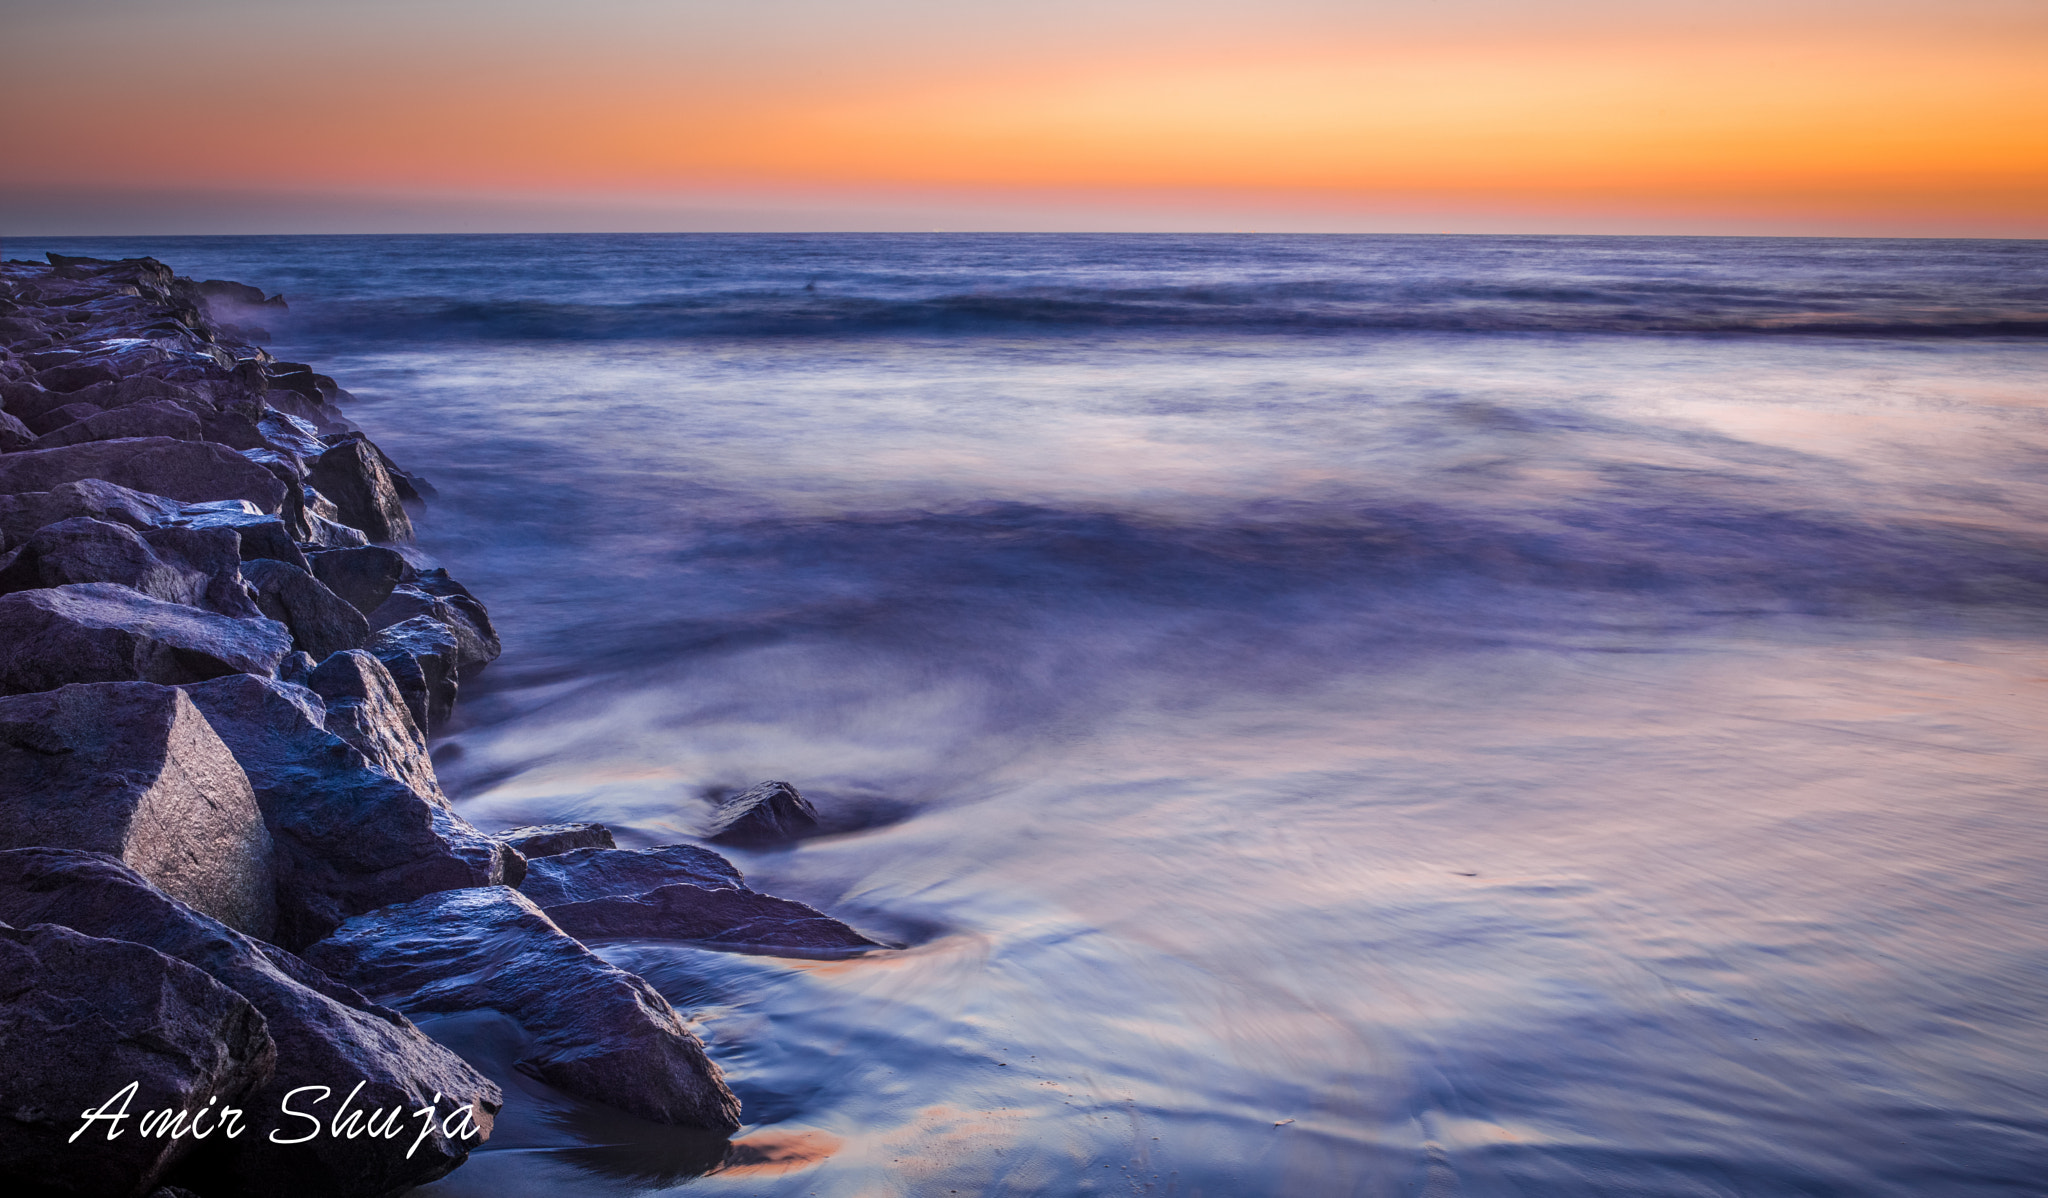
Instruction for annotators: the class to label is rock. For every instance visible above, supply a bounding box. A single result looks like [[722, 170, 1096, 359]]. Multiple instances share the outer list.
[[0, 438, 288, 512], [169, 505, 309, 572], [307, 545, 407, 616], [0, 848, 502, 1198], [0, 683, 277, 937], [0, 921, 275, 1198], [303, 887, 742, 1133], [0, 407, 30, 451], [33, 400, 202, 449], [706, 779, 820, 845], [240, 558, 368, 660], [366, 616, 460, 732], [306, 438, 412, 542], [257, 412, 326, 460], [306, 650, 439, 803], [0, 478, 186, 542], [278, 650, 316, 686], [324, 432, 432, 502], [518, 844, 877, 955], [179, 673, 504, 949], [36, 359, 121, 393], [0, 583, 291, 695], [368, 578, 499, 678], [25, 401, 103, 436], [499, 822, 616, 859], [0, 516, 212, 606], [142, 524, 266, 619]]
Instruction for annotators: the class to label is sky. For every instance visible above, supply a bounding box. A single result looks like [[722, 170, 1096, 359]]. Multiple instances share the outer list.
[[1, 0, 2043, 236]]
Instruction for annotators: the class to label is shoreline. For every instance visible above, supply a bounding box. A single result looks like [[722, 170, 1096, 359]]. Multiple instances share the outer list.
[[0, 252, 876, 1196]]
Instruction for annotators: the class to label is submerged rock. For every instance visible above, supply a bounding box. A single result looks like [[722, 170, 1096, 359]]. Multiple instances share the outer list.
[[519, 844, 878, 956], [0, 583, 291, 695], [304, 887, 742, 1133], [241, 557, 369, 660], [180, 673, 504, 950], [499, 822, 617, 859], [0, 682, 277, 937], [706, 779, 821, 845], [0, 437, 288, 512], [0, 920, 276, 1198], [0, 848, 501, 1198]]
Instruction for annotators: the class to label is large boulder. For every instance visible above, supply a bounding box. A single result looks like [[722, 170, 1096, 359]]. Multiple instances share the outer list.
[[0, 683, 277, 938], [307, 545, 407, 617], [499, 822, 616, 859], [305, 650, 440, 804], [0, 407, 30, 452], [706, 779, 821, 845], [168, 505, 309, 572], [0, 849, 502, 1198], [0, 438, 288, 512], [0, 921, 276, 1198], [518, 844, 878, 956], [33, 400, 203, 449], [0, 516, 260, 618], [0, 583, 290, 696], [304, 887, 742, 1133], [366, 616, 460, 732], [240, 558, 368, 660], [306, 439, 411, 543], [0, 478, 185, 543], [179, 673, 505, 949], [368, 577, 499, 678]]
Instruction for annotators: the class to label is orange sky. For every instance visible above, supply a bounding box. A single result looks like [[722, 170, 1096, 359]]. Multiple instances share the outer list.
[[2, 0, 2042, 234]]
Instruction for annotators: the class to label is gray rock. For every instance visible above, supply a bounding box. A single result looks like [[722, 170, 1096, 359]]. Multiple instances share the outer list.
[[499, 822, 616, 859], [307, 545, 408, 616], [169, 505, 309, 572], [366, 615, 461, 732], [706, 779, 820, 845], [0, 478, 186, 542], [24, 401, 103, 435], [306, 438, 412, 542], [0, 921, 275, 1198], [0, 407, 30, 452], [0, 848, 501, 1198], [306, 650, 440, 803], [519, 844, 877, 956], [32, 400, 202, 449], [179, 673, 504, 949], [277, 649, 316, 686], [0, 683, 277, 938], [304, 887, 741, 1133], [0, 516, 212, 606], [36, 359, 120, 392], [0, 438, 288, 512], [0, 583, 291, 695], [142, 523, 268, 619], [369, 580, 499, 678], [241, 558, 368, 660]]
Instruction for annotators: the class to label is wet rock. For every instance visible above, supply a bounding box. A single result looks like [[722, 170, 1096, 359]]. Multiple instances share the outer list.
[[706, 779, 821, 845], [36, 359, 121, 393], [519, 845, 877, 955], [169, 505, 309, 572], [0, 407, 30, 451], [0, 848, 502, 1198], [25, 401, 103, 436], [369, 578, 500, 678], [277, 650, 316, 686], [0, 682, 277, 937], [304, 887, 742, 1133], [367, 615, 460, 732], [142, 524, 266, 619], [180, 673, 504, 949], [0, 516, 213, 606], [306, 438, 412, 542], [241, 557, 368, 660], [307, 545, 407, 616], [0, 920, 275, 1198], [306, 650, 440, 803], [0, 583, 291, 695], [500, 822, 617, 859], [0, 437, 288, 512], [33, 400, 202, 449], [0, 478, 186, 542]]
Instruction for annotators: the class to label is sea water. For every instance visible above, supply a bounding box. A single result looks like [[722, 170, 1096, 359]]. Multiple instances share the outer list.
[[16, 233, 2048, 1196]]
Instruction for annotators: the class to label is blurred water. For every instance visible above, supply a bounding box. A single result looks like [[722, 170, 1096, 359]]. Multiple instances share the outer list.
[[17, 234, 2048, 1196]]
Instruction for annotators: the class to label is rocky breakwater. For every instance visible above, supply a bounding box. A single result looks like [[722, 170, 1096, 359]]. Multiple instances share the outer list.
[[0, 254, 882, 1198]]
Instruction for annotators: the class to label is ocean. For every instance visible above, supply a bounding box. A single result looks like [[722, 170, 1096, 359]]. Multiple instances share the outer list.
[[14, 232, 2048, 1196]]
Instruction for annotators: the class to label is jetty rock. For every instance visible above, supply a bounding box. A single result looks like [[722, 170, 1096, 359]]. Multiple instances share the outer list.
[[0, 682, 277, 938], [0, 437, 289, 512], [0, 920, 276, 1198], [367, 614, 463, 732], [306, 438, 413, 543], [519, 843, 880, 956], [241, 556, 370, 660], [499, 821, 617, 859], [181, 672, 505, 950], [0, 478, 186, 542], [0, 848, 501, 1198], [308, 544, 409, 616], [303, 886, 743, 1134], [305, 649, 443, 804], [0, 515, 261, 618], [0, 583, 291, 695]]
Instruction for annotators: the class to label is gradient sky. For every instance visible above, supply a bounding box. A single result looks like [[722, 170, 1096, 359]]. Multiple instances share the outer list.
[[2, 0, 2043, 235]]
